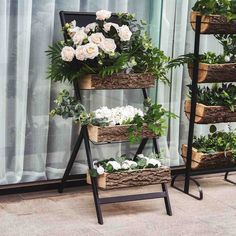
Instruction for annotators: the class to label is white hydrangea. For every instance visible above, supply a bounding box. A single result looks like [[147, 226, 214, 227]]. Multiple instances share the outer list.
[[72, 28, 87, 45], [61, 46, 75, 62], [118, 25, 132, 41], [75, 45, 87, 61], [103, 22, 119, 32], [97, 166, 105, 175], [107, 161, 121, 170], [96, 10, 112, 21], [93, 105, 143, 125], [88, 33, 105, 45], [83, 43, 99, 59], [99, 38, 116, 54], [84, 22, 98, 33]]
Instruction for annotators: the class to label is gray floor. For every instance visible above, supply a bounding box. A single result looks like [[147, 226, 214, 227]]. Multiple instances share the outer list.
[[0, 174, 236, 236]]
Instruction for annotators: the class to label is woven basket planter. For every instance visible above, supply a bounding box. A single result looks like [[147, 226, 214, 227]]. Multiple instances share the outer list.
[[87, 166, 171, 190], [77, 73, 155, 90], [182, 144, 235, 170], [188, 63, 236, 83], [87, 124, 156, 143], [184, 100, 236, 124], [190, 11, 236, 34]]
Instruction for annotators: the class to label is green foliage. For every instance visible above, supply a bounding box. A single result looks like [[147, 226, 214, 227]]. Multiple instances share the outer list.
[[188, 83, 236, 111], [192, 0, 236, 20], [193, 125, 236, 156]]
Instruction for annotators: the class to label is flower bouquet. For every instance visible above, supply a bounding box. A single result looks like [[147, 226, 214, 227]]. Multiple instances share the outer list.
[[46, 10, 179, 89], [87, 153, 171, 189]]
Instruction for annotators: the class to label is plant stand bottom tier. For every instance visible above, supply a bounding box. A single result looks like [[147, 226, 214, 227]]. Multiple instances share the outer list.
[[184, 101, 236, 124], [87, 166, 171, 190], [86, 125, 156, 143], [182, 144, 235, 170]]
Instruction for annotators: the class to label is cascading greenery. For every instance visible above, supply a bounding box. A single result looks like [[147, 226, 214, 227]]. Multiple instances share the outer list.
[[188, 83, 236, 111]]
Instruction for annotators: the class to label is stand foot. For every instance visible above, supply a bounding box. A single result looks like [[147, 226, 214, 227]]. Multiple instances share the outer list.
[[58, 184, 64, 193], [171, 174, 203, 200], [224, 172, 236, 185], [161, 183, 172, 216]]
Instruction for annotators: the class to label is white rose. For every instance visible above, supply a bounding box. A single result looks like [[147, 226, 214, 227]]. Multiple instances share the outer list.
[[83, 43, 99, 59], [147, 158, 161, 167], [85, 22, 98, 33], [103, 22, 119, 32], [61, 46, 75, 62], [99, 38, 116, 54], [224, 55, 231, 62], [75, 46, 87, 61], [97, 166, 105, 175], [107, 161, 121, 170], [96, 10, 111, 21], [88, 33, 105, 45], [72, 29, 87, 45], [121, 163, 130, 170], [118, 25, 132, 41]]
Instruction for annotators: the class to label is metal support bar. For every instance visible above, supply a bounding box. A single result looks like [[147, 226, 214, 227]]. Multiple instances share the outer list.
[[133, 138, 148, 160], [162, 183, 172, 216], [224, 172, 236, 185]]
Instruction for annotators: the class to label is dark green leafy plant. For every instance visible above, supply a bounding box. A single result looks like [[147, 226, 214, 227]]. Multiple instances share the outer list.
[[192, 0, 236, 20], [193, 125, 236, 157], [188, 83, 236, 111]]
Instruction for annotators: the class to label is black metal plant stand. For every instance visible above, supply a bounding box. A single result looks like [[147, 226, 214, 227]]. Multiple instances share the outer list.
[[171, 15, 236, 200], [58, 11, 172, 224]]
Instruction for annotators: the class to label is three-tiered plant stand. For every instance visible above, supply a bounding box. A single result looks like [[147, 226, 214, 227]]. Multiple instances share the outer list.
[[171, 12, 236, 200], [57, 11, 172, 224]]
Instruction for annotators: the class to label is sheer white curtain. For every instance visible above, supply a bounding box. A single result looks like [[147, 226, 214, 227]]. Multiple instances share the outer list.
[[0, 0, 153, 185]]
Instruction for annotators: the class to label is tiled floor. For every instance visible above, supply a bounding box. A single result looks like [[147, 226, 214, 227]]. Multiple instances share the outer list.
[[0, 174, 236, 236]]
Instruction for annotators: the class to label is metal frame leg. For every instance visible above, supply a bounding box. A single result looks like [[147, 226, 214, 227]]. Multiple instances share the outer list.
[[82, 126, 103, 225], [161, 183, 172, 216], [58, 131, 84, 193], [133, 138, 148, 160], [224, 172, 236, 185]]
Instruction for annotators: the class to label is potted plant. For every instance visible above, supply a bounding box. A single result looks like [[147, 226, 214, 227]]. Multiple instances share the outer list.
[[50, 91, 177, 143], [190, 0, 236, 34], [182, 125, 236, 169], [185, 83, 236, 123], [46, 10, 178, 89], [87, 153, 171, 189]]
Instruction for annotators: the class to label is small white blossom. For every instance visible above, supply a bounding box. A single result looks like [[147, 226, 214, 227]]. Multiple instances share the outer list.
[[72, 28, 87, 45], [224, 55, 231, 62], [121, 162, 130, 170], [147, 158, 161, 167], [123, 160, 138, 168], [107, 161, 121, 170], [83, 43, 99, 59], [61, 46, 75, 62], [103, 22, 119, 32], [99, 38, 116, 54], [75, 45, 87, 61], [88, 33, 105, 45], [96, 10, 112, 21], [97, 166, 105, 175], [84, 22, 98, 33], [93, 160, 98, 169], [118, 25, 132, 41]]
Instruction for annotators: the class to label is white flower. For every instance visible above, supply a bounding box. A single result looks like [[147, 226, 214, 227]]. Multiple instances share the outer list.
[[123, 160, 137, 168], [107, 161, 121, 170], [83, 43, 99, 59], [85, 22, 98, 33], [103, 22, 119, 32], [99, 38, 116, 54], [96, 10, 112, 21], [97, 166, 105, 175], [224, 55, 231, 62], [121, 163, 130, 170], [61, 46, 75, 62], [72, 28, 87, 45], [88, 33, 105, 45], [147, 158, 161, 167], [93, 160, 98, 169], [118, 25, 132, 41], [75, 46, 87, 61]]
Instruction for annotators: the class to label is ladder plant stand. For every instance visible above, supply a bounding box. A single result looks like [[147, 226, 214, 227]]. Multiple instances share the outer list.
[[57, 11, 172, 224], [171, 13, 236, 200]]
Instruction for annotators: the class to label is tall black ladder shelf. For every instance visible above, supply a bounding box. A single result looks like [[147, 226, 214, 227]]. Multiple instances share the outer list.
[[171, 15, 236, 200], [58, 11, 172, 224]]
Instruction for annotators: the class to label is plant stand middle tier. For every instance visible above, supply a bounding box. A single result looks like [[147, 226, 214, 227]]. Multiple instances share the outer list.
[[86, 124, 156, 143], [184, 100, 236, 124], [188, 62, 236, 83]]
